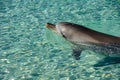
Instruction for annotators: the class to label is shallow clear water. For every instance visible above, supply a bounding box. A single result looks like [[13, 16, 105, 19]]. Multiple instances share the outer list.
[[0, 0, 120, 80]]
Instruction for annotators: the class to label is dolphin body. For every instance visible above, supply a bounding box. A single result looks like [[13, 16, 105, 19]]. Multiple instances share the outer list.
[[46, 22, 120, 60]]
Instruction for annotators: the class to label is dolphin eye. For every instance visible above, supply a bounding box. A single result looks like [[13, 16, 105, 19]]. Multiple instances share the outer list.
[[61, 32, 66, 38], [62, 34, 66, 38]]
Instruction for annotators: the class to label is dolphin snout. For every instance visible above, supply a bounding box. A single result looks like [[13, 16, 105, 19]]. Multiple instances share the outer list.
[[46, 23, 55, 28], [46, 23, 57, 32]]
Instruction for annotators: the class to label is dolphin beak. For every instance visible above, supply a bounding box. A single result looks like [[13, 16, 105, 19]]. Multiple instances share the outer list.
[[46, 23, 57, 33]]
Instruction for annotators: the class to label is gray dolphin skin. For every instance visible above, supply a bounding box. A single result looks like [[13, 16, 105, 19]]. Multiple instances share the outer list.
[[46, 22, 120, 60]]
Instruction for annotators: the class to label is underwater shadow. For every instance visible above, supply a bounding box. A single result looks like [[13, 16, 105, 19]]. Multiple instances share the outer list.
[[93, 57, 120, 67]]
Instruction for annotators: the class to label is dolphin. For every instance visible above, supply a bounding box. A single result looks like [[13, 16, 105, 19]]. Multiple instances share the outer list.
[[46, 22, 120, 60]]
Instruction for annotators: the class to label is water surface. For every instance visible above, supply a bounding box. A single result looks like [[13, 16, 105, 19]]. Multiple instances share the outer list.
[[0, 0, 120, 80]]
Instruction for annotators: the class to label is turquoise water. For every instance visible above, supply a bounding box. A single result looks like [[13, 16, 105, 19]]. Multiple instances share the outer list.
[[0, 0, 120, 80]]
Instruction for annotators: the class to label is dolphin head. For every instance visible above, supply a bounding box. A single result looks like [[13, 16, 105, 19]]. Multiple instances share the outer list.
[[46, 22, 79, 41]]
